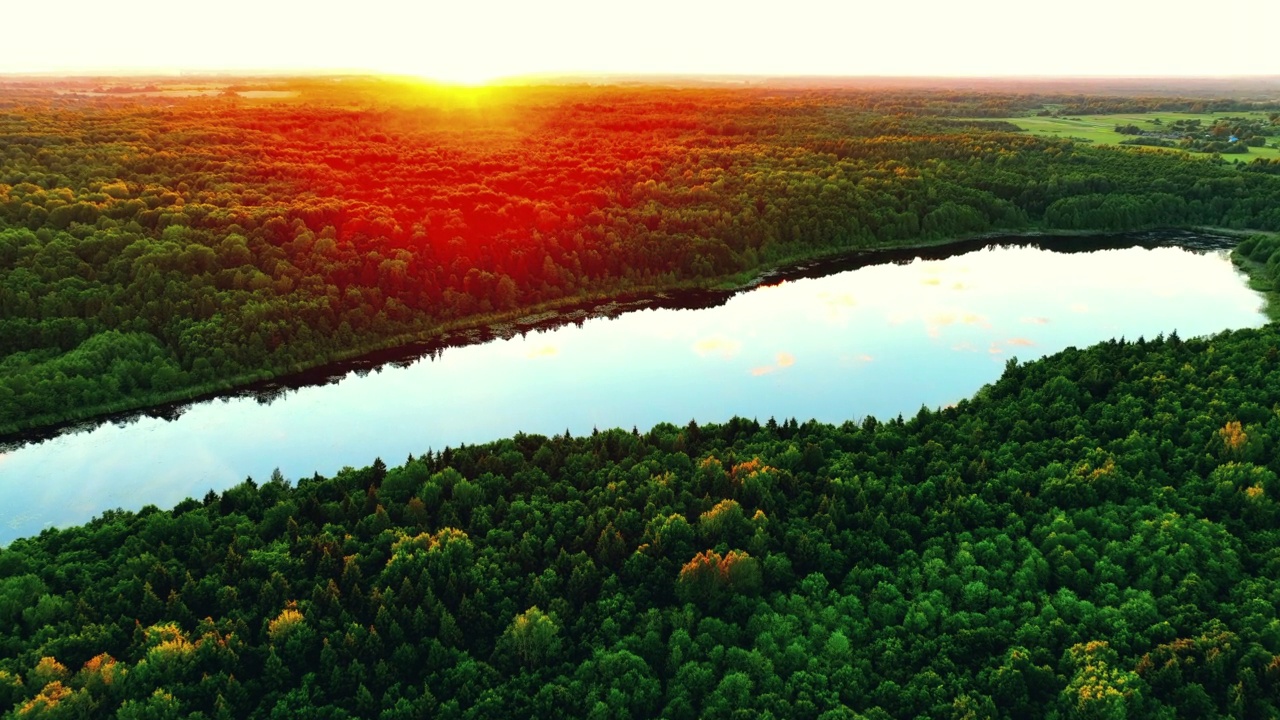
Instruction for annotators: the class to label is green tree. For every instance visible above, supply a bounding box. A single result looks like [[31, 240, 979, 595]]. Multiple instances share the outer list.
[[502, 606, 561, 667]]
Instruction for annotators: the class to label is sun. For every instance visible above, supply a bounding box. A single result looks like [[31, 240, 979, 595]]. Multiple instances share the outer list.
[[381, 51, 517, 88], [419, 67, 506, 87]]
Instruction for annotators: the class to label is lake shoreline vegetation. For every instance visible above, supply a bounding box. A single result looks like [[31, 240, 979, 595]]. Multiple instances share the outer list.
[[7, 77, 1280, 437], [0, 226, 1243, 451], [1229, 231, 1280, 321]]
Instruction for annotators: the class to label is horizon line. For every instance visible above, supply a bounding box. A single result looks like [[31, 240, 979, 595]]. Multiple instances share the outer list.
[[3, 69, 1280, 82]]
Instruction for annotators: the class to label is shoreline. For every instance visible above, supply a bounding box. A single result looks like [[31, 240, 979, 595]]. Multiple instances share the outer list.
[[1224, 229, 1280, 322], [0, 225, 1249, 448]]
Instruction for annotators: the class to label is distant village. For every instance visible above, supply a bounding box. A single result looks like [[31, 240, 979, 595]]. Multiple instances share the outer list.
[[1112, 115, 1279, 154]]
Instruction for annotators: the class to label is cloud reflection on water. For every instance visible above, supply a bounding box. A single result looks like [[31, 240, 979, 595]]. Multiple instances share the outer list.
[[750, 351, 797, 377], [692, 336, 743, 359], [0, 243, 1266, 546]]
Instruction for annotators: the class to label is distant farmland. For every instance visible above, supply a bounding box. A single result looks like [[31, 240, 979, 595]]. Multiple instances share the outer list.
[[991, 111, 1280, 162]]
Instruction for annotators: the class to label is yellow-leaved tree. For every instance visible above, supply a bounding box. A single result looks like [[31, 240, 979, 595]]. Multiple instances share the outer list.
[[1061, 641, 1147, 719], [503, 606, 561, 667]]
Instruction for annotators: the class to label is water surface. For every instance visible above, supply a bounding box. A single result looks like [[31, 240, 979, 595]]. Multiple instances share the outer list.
[[0, 236, 1265, 545]]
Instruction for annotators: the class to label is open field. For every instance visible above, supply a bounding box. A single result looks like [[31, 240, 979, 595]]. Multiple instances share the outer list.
[[991, 111, 1280, 162]]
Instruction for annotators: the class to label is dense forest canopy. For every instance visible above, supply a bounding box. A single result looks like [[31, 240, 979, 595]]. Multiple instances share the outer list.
[[5, 77, 1280, 434], [7, 75, 1280, 718], [2, 323, 1280, 718]]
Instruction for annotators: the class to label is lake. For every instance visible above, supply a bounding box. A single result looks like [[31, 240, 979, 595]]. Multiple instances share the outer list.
[[0, 233, 1266, 545]]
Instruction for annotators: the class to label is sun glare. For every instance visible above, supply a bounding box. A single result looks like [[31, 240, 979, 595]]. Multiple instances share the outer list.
[[383, 49, 520, 88], [3, 1, 1279, 77], [416, 67, 506, 87]]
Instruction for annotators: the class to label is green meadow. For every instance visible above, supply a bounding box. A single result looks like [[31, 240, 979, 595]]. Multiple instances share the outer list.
[[996, 111, 1280, 162]]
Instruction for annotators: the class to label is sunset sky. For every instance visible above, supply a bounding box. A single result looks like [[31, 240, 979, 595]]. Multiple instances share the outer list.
[[6, 0, 1280, 82]]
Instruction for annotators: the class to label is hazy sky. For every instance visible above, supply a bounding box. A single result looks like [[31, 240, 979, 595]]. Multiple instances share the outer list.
[[6, 0, 1279, 82]]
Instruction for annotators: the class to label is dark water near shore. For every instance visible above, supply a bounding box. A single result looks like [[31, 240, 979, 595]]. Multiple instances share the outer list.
[[0, 233, 1266, 545]]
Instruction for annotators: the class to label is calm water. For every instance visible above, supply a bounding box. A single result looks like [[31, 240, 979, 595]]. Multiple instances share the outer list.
[[0, 238, 1266, 545]]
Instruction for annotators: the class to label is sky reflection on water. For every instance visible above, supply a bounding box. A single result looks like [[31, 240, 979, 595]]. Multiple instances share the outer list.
[[0, 243, 1265, 545]]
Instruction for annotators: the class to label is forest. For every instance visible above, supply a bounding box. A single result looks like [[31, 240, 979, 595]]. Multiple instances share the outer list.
[[6, 77, 1280, 433], [6, 76, 1280, 717], [2, 321, 1280, 718]]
